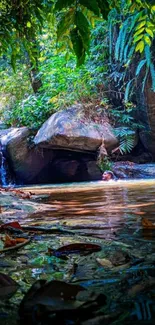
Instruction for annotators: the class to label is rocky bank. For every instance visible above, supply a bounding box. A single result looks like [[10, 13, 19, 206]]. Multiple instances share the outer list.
[[0, 103, 153, 185]]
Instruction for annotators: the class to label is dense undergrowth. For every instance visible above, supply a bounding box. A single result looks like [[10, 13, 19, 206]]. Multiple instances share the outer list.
[[0, 22, 108, 130], [0, 0, 152, 156]]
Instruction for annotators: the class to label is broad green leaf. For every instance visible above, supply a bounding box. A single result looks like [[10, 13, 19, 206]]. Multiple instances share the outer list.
[[138, 14, 147, 22], [135, 40, 145, 53], [26, 21, 31, 28], [79, 0, 100, 16], [96, 0, 109, 19], [147, 22, 154, 28], [144, 35, 151, 46], [135, 20, 146, 31], [55, 0, 75, 11], [76, 11, 90, 51], [70, 28, 85, 66], [133, 33, 144, 43], [134, 27, 145, 37], [145, 28, 154, 38], [57, 10, 75, 40]]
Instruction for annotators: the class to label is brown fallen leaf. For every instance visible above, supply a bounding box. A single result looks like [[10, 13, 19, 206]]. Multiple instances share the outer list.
[[2, 234, 28, 248], [49, 243, 102, 258], [142, 217, 155, 229], [0, 221, 23, 231]]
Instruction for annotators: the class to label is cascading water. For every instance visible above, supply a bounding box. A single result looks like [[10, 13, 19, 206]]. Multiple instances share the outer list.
[[0, 146, 14, 187], [0, 150, 7, 186]]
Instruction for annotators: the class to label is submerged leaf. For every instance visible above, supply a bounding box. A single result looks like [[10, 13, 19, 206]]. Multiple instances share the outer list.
[[52, 243, 102, 257], [0, 221, 23, 231], [0, 273, 18, 299], [96, 258, 113, 268], [142, 217, 155, 228], [3, 234, 27, 248], [19, 280, 85, 321]]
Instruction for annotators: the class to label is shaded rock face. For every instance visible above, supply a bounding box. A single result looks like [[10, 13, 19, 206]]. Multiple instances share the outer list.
[[113, 162, 155, 179], [0, 127, 102, 184], [50, 151, 101, 183], [86, 161, 102, 181], [34, 104, 118, 153], [0, 127, 55, 185]]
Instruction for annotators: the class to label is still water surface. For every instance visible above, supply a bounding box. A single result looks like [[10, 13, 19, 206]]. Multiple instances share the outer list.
[[23, 179, 155, 240], [19, 179, 155, 323]]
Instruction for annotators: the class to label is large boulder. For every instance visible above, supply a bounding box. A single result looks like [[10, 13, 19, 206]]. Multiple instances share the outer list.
[[0, 127, 54, 184], [34, 104, 118, 153], [86, 161, 102, 180], [112, 162, 155, 179]]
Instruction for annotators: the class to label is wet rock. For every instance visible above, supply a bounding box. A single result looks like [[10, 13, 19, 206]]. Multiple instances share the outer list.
[[34, 104, 118, 153], [0, 127, 54, 184], [112, 162, 155, 179], [109, 250, 131, 266], [52, 158, 80, 182], [86, 161, 102, 181]]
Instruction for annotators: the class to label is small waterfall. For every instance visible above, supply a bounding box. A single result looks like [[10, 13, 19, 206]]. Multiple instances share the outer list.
[[0, 152, 7, 186], [0, 147, 14, 187]]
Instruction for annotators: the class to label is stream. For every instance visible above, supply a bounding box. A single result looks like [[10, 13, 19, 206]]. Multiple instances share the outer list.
[[0, 179, 155, 324]]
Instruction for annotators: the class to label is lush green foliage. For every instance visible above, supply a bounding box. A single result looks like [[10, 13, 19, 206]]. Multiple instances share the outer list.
[[1, 0, 155, 68], [1, 0, 155, 156], [0, 0, 111, 68], [0, 26, 102, 129], [114, 1, 155, 95], [97, 155, 112, 172], [0, 20, 108, 129]]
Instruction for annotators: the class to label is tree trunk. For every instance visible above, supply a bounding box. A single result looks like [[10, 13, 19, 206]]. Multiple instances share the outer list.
[[141, 74, 155, 158], [29, 65, 42, 93]]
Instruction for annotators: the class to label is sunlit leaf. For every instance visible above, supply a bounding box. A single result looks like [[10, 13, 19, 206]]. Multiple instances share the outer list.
[[135, 40, 144, 52]]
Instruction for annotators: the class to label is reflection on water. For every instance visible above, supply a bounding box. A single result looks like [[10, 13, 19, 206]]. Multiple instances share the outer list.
[[25, 180, 155, 242], [4, 180, 155, 323]]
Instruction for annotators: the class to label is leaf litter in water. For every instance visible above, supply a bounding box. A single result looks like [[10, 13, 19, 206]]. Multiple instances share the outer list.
[[0, 221, 23, 231], [142, 217, 155, 229], [48, 243, 102, 258], [0, 273, 19, 299], [19, 279, 106, 324]]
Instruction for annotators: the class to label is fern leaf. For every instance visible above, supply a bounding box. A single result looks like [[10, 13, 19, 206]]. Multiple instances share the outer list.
[[136, 59, 146, 76], [115, 24, 126, 61], [119, 21, 129, 62], [124, 79, 134, 102], [119, 136, 135, 154], [127, 44, 136, 60], [129, 11, 143, 33]]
